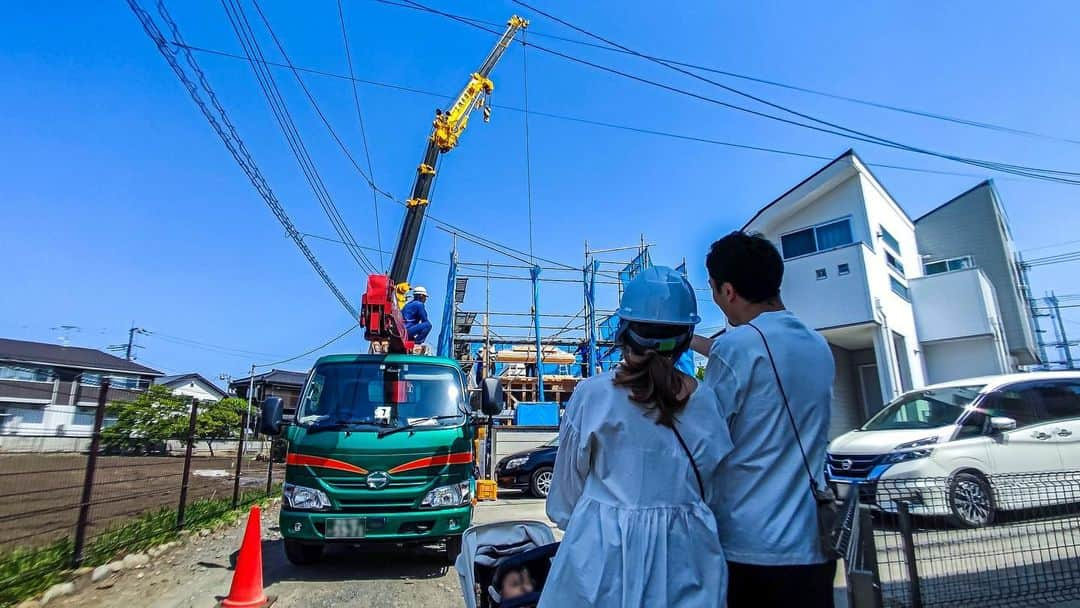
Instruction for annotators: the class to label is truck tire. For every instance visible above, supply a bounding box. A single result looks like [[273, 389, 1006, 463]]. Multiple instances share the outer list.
[[284, 539, 324, 565], [530, 467, 553, 498], [445, 535, 463, 565]]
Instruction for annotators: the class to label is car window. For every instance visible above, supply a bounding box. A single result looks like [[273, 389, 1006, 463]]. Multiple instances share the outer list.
[[861, 386, 983, 431], [1032, 382, 1080, 421], [980, 388, 1044, 428], [956, 410, 988, 439]]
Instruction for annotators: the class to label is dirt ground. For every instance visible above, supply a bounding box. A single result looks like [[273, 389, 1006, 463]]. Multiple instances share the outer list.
[[0, 453, 282, 549]]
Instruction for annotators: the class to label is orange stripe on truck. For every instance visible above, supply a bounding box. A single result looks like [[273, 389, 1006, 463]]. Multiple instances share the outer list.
[[389, 451, 472, 474], [286, 454, 368, 475]]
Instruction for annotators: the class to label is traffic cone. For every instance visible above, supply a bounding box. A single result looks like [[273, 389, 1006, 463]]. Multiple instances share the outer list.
[[219, 505, 275, 608]]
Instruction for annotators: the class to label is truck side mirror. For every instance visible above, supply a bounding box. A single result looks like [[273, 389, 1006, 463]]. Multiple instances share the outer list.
[[260, 397, 284, 436], [480, 377, 504, 417]]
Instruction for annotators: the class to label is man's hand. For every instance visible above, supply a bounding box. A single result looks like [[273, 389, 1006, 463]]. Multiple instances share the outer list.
[[691, 335, 713, 357]]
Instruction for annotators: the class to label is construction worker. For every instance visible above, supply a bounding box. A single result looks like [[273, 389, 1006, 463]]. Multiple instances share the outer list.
[[402, 286, 432, 344]]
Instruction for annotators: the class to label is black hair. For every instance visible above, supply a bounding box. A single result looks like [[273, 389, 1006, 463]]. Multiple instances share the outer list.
[[705, 231, 783, 303]]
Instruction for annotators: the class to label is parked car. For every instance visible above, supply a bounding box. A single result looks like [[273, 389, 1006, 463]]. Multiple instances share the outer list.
[[495, 436, 559, 497], [827, 372, 1080, 528]]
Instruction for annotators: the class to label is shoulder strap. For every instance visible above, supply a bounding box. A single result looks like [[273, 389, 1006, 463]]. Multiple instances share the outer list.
[[746, 322, 819, 492], [671, 422, 705, 501]]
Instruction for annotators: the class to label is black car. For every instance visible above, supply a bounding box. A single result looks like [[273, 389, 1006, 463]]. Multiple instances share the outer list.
[[495, 436, 559, 497]]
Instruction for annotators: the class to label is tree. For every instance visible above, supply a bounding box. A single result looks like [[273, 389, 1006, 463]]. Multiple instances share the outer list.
[[101, 385, 190, 454], [196, 397, 247, 457]]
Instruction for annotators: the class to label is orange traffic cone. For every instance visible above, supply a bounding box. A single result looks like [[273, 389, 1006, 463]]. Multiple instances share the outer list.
[[219, 505, 275, 608]]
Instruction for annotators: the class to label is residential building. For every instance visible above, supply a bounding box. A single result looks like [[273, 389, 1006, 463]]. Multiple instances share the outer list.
[[742, 151, 1016, 436], [913, 180, 1040, 368], [157, 373, 228, 402], [229, 369, 308, 419], [0, 337, 161, 437]]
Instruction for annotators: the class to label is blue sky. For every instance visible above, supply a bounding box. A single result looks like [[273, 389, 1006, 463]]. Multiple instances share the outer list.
[[3, 1, 1080, 385]]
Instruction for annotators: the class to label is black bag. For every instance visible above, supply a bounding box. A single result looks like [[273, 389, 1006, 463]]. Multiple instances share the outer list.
[[747, 322, 842, 561]]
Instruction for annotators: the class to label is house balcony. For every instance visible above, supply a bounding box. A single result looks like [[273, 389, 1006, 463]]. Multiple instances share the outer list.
[[780, 242, 875, 332], [909, 268, 999, 343]]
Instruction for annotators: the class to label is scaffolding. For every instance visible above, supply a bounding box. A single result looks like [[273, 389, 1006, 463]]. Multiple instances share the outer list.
[[435, 236, 662, 410]]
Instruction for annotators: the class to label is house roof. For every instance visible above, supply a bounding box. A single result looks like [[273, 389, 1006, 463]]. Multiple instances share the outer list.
[[229, 369, 308, 389], [158, 373, 228, 400], [0, 337, 162, 376], [742, 149, 913, 232], [913, 179, 994, 224]]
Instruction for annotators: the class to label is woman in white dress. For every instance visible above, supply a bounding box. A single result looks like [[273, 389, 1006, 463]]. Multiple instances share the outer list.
[[539, 266, 733, 607]]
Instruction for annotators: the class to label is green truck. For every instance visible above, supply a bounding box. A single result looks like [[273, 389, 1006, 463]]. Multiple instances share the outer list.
[[259, 353, 503, 565]]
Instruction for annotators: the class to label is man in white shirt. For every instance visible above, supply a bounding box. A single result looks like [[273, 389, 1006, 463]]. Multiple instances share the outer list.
[[692, 231, 836, 608]]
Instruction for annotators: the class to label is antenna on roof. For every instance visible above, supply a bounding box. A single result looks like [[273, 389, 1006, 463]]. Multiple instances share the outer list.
[[51, 325, 81, 347]]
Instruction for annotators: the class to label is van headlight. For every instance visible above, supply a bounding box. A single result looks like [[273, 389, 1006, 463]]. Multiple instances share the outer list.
[[503, 457, 528, 471], [882, 437, 938, 464], [283, 482, 331, 511], [421, 481, 471, 509]]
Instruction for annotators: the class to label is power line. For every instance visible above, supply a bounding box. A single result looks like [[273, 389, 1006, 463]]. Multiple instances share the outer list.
[[405, 0, 1080, 186], [337, 0, 386, 271], [171, 42, 1006, 182], [129, 0, 356, 317], [254, 323, 359, 367], [300, 231, 448, 266], [1021, 238, 1080, 254], [366, 0, 1080, 146], [228, 0, 378, 274], [1023, 249, 1080, 268]]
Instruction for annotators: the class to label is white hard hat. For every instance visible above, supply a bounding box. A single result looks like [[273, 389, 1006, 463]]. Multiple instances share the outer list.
[[413, 286, 428, 297]]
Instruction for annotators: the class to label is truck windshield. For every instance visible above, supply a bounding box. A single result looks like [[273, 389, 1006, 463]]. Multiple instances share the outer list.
[[296, 362, 467, 430], [861, 385, 985, 431]]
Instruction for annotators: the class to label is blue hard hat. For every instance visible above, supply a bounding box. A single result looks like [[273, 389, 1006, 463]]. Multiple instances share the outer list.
[[615, 266, 701, 326]]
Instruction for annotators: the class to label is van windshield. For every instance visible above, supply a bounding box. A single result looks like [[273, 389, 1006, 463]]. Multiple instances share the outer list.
[[861, 385, 985, 431], [296, 362, 467, 430]]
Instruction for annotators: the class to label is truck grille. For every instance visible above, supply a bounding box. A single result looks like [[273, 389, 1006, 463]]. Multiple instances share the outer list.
[[826, 453, 880, 479]]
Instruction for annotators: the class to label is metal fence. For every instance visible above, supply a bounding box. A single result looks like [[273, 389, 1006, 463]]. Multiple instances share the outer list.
[[846, 471, 1080, 608], [0, 380, 283, 574]]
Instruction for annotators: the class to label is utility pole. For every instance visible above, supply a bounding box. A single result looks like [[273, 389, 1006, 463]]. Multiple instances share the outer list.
[[123, 323, 147, 361], [1048, 292, 1074, 369], [245, 364, 257, 444]]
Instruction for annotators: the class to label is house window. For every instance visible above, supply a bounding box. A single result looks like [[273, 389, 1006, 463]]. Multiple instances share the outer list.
[[885, 252, 905, 276], [838, 263, 850, 276], [890, 276, 910, 301], [73, 406, 97, 427], [923, 256, 974, 276], [779, 218, 854, 259], [80, 373, 145, 390], [879, 225, 901, 254], [0, 403, 46, 428], [815, 268, 827, 280], [0, 365, 55, 382]]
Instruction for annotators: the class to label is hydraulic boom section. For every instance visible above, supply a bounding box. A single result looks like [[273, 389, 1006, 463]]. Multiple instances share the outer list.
[[361, 15, 528, 353]]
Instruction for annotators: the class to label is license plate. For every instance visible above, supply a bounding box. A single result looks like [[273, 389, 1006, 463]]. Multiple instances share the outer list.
[[326, 518, 365, 539]]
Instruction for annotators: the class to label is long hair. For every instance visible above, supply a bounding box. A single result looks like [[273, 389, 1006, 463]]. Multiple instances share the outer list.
[[612, 322, 693, 428]]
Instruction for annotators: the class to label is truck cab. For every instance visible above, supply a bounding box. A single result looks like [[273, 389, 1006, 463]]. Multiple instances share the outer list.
[[260, 353, 503, 565]]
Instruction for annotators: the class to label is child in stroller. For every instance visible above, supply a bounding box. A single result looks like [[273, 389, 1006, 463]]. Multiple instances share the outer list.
[[455, 521, 560, 608]]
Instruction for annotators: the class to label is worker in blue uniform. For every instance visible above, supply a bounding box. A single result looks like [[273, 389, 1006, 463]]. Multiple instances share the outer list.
[[402, 286, 432, 344]]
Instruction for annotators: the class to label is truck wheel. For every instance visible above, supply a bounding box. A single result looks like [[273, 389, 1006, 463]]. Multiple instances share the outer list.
[[445, 535, 463, 565], [530, 467, 553, 498], [284, 539, 324, 565], [948, 472, 995, 528]]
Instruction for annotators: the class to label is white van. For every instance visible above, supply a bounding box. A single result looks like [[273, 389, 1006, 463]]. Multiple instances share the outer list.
[[827, 371, 1080, 527]]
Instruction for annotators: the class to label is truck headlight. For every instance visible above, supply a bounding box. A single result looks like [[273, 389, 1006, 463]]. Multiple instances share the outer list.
[[421, 481, 471, 509], [503, 457, 528, 471], [283, 482, 331, 511], [882, 437, 938, 464]]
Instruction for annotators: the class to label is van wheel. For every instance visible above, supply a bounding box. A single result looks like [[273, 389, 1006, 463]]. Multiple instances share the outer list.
[[445, 535, 463, 565], [530, 467, 553, 498], [284, 539, 324, 565], [948, 472, 995, 528]]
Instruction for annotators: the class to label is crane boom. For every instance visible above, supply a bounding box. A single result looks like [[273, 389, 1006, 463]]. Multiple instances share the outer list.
[[361, 15, 528, 353]]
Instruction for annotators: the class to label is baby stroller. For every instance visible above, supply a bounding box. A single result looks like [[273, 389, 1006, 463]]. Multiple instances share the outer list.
[[455, 521, 560, 608]]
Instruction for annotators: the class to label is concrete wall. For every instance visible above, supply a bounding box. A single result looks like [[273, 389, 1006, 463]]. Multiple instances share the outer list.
[[923, 337, 1005, 385], [914, 182, 1038, 365], [492, 429, 558, 463]]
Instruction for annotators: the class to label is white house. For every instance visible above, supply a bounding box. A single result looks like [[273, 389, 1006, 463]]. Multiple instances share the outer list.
[[742, 151, 1015, 436], [156, 373, 228, 402]]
